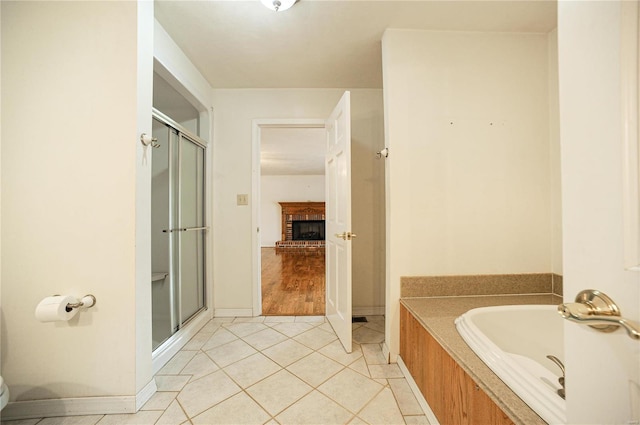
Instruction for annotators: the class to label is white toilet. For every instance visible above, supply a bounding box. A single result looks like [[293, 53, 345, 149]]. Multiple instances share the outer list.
[[0, 376, 9, 411]]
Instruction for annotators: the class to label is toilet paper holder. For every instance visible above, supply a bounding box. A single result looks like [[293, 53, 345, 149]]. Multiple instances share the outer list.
[[55, 294, 97, 311]]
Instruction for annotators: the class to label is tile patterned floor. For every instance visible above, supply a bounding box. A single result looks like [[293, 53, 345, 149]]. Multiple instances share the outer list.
[[2, 316, 429, 425]]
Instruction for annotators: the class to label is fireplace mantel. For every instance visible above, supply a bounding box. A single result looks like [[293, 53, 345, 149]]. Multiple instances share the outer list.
[[278, 202, 326, 241], [275, 202, 326, 253]]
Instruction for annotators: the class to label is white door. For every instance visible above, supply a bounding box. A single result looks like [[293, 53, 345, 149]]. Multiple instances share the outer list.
[[559, 2, 640, 423], [325, 91, 353, 353]]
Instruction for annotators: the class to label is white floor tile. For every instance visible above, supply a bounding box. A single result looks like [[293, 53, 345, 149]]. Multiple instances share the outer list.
[[263, 316, 296, 324], [286, 351, 344, 387], [180, 352, 220, 381], [242, 327, 289, 350], [293, 327, 338, 350], [246, 369, 313, 415], [361, 343, 387, 365], [205, 339, 257, 368], [182, 331, 214, 351], [269, 322, 314, 338], [352, 326, 385, 344], [223, 322, 268, 338], [157, 351, 197, 375], [294, 316, 325, 323], [191, 392, 270, 425], [1, 420, 42, 425], [155, 375, 191, 392], [232, 316, 266, 323], [140, 391, 178, 411], [223, 352, 281, 388], [201, 328, 238, 351], [357, 387, 404, 425], [318, 340, 363, 366], [262, 339, 313, 367], [155, 400, 188, 425], [317, 368, 384, 413], [368, 363, 404, 379], [275, 390, 353, 425], [317, 322, 335, 333], [348, 356, 371, 378], [403, 415, 431, 424], [96, 411, 162, 425], [363, 321, 385, 333], [198, 320, 223, 334], [388, 378, 424, 416], [176, 370, 241, 418]]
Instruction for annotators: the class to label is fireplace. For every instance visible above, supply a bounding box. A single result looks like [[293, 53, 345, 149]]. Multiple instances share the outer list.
[[275, 202, 325, 253], [292, 220, 325, 241]]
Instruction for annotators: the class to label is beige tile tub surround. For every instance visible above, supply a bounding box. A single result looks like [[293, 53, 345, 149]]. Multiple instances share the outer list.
[[401, 273, 563, 298]]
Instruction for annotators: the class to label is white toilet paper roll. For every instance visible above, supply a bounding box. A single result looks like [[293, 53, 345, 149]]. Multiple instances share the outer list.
[[35, 296, 80, 322]]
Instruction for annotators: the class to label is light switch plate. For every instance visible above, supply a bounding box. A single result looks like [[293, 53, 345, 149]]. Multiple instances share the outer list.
[[237, 194, 249, 206]]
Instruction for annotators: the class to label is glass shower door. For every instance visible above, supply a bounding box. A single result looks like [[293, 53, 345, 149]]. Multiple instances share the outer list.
[[151, 113, 206, 352], [177, 134, 206, 324]]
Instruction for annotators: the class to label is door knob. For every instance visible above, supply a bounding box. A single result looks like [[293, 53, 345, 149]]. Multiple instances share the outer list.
[[559, 289, 640, 340], [334, 232, 356, 240]]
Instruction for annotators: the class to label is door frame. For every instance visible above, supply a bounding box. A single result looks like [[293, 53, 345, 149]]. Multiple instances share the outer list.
[[251, 119, 326, 316]]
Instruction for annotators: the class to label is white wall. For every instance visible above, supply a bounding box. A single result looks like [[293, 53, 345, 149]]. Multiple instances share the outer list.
[[212, 89, 385, 315], [382, 29, 558, 359], [548, 29, 563, 276], [1, 0, 153, 408], [154, 20, 212, 141], [558, 2, 640, 422], [260, 175, 325, 247]]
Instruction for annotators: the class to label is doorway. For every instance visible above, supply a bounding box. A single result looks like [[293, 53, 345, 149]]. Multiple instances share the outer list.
[[252, 121, 327, 316]]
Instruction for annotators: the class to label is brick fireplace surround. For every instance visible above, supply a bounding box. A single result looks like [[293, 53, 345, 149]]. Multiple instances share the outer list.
[[275, 202, 325, 253]]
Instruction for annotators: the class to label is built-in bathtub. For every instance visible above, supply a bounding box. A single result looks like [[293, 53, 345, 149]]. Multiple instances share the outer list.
[[455, 304, 566, 424]]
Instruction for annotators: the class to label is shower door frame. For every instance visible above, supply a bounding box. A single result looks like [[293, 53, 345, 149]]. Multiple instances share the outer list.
[[151, 108, 208, 353]]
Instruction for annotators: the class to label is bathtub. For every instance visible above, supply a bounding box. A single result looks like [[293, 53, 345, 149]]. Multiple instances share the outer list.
[[455, 304, 566, 424]]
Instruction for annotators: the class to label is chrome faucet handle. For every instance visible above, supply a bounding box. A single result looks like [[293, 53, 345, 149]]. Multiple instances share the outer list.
[[546, 355, 566, 400]]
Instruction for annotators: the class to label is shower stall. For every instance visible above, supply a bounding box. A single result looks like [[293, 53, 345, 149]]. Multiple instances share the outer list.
[[151, 109, 207, 351]]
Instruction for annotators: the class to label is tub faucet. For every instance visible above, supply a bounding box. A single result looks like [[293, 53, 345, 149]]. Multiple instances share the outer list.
[[546, 355, 565, 400]]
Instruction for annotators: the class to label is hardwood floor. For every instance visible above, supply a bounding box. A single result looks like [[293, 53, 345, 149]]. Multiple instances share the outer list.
[[261, 247, 325, 315]]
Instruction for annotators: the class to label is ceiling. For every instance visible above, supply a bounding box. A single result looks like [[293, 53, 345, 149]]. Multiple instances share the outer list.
[[155, 0, 557, 175], [154, 0, 558, 90], [260, 127, 326, 175]]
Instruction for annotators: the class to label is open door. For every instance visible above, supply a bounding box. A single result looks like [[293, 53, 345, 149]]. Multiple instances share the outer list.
[[325, 91, 353, 353]]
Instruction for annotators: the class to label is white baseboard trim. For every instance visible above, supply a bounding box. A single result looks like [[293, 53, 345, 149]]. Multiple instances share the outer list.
[[2, 396, 136, 421], [382, 341, 391, 364], [152, 309, 212, 375], [352, 306, 385, 316], [397, 355, 440, 425], [2, 379, 158, 421], [135, 379, 157, 411], [213, 308, 253, 317]]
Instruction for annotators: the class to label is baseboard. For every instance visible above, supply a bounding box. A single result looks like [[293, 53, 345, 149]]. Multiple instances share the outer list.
[[352, 306, 385, 316], [382, 341, 391, 364], [152, 309, 212, 375], [2, 395, 136, 421], [135, 379, 157, 411], [397, 355, 440, 425], [213, 308, 253, 317], [2, 379, 157, 421]]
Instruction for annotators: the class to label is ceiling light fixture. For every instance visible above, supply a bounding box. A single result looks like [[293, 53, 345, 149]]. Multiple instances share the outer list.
[[260, 0, 297, 12]]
